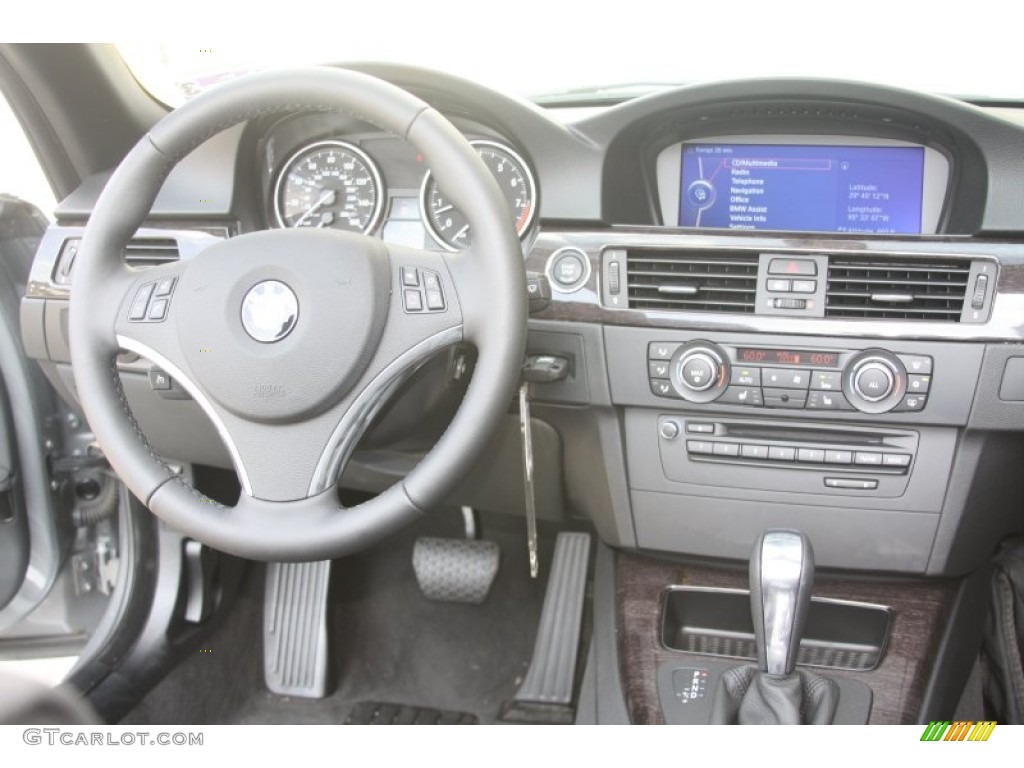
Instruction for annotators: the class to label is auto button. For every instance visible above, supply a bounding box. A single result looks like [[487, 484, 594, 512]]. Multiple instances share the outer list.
[[731, 367, 761, 386]]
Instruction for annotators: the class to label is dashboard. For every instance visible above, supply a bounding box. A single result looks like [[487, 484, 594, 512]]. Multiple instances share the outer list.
[[21, 67, 1024, 579]]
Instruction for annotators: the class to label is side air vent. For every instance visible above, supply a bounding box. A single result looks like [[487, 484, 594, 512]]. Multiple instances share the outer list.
[[52, 236, 182, 285], [825, 258, 972, 322], [49, 229, 226, 288], [626, 249, 759, 313], [123, 237, 181, 267]]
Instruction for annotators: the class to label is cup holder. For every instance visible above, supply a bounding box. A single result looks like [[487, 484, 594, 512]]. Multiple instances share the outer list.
[[660, 586, 891, 672]]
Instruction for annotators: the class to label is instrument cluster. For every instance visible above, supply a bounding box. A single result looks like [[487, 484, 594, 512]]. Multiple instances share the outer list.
[[264, 116, 538, 252]]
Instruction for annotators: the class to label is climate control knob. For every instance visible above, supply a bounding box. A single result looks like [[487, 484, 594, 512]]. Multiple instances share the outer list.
[[853, 361, 895, 402], [669, 342, 730, 403], [843, 350, 906, 414], [680, 353, 718, 392]]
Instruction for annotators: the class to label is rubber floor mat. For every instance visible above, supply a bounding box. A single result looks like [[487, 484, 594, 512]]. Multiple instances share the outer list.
[[345, 701, 478, 724]]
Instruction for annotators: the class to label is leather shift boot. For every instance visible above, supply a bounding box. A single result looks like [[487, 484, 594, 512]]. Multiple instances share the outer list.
[[710, 664, 839, 724]]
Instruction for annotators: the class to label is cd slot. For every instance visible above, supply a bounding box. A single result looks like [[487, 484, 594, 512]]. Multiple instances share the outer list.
[[721, 423, 888, 447]]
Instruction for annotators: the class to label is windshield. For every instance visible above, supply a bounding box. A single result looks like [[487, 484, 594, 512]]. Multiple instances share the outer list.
[[119, 3, 1024, 106]]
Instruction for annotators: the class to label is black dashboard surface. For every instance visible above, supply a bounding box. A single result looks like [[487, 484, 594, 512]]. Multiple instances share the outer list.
[[51, 68, 1024, 235]]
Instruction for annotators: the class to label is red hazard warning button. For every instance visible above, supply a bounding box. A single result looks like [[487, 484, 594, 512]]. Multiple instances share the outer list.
[[768, 258, 817, 276]]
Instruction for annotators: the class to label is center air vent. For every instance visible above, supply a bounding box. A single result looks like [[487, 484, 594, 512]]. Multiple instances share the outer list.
[[626, 249, 759, 313], [123, 237, 180, 267], [825, 258, 971, 322]]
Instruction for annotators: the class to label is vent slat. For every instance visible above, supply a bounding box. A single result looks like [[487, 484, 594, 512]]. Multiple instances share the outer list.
[[626, 296, 757, 309], [826, 277, 968, 288], [830, 263, 971, 275], [628, 270, 761, 281], [826, 304, 960, 316], [826, 291, 966, 302], [124, 237, 180, 268], [626, 249, 759, 314], [629, 284, 756, 295], [627, 258, 759, 268], [825, 257, 970, 322]]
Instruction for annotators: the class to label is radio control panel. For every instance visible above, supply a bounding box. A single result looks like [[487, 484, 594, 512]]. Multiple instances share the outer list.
[[651, 414, 924, 498], [648, 340, 932, 415]]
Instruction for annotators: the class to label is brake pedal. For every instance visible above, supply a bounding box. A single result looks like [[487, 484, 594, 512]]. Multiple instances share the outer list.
[[413, 537, 500, 604], [263, 560, 332, 698]]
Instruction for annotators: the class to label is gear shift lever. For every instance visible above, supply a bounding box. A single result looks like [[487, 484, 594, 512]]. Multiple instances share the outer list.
[[749, 530, 814, 676], [710, 529, 839, 724]]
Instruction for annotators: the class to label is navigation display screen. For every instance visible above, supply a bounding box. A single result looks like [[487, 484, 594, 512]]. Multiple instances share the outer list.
[[679, 143, 925, 234]]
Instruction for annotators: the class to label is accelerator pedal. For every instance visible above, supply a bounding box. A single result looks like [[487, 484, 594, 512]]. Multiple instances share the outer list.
[[264, 560, 332, 698], [504, 532, 591, 723], [412, 537, 500, 604]]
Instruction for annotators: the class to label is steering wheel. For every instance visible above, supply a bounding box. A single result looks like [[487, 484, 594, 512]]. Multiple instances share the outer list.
[[68, 68, 527, 561]]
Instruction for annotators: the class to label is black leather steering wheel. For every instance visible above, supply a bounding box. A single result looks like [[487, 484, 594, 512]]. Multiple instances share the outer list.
[[68, 68, 527, 561]]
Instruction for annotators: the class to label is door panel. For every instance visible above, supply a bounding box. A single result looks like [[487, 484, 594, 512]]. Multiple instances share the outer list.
[[0, 193, 63, 628], [0, 376, 28, 608]]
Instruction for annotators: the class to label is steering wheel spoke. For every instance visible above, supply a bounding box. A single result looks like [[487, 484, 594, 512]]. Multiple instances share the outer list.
[[302, 243, 466, 495], [112, 261, 194, 370]]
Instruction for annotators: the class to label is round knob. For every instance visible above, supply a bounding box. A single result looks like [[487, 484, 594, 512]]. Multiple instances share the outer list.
[[668, 342, 729, 403], [659, 420, 680, 440], [842, 350, 907, 414], [679, 352, 719, 392], [853, 360, 895, 402]]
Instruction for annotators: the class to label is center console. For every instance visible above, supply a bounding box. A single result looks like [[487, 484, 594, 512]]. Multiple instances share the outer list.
[[521, 225, 1018, 576]]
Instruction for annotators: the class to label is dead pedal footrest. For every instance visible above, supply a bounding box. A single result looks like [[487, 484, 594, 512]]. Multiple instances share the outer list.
[[512, 532, 591, 709]]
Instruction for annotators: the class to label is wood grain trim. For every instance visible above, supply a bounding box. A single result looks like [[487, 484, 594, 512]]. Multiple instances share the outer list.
[[616, 551, 957, 724]]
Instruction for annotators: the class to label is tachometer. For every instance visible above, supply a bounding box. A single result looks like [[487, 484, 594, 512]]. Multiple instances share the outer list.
[[274, 140, 384, 233], [420, 139, 537, 251]]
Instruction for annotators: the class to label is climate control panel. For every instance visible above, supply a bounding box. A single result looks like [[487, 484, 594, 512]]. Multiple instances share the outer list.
[[648, 340, 931, 415]]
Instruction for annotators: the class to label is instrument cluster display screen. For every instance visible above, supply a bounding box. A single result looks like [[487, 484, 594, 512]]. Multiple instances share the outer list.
[[736, 347, 840, 368], [679, 143, 925, 234]]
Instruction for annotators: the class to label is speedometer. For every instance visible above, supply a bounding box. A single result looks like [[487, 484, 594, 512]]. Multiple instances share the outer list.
[[420, 139, 537, 251], [274, 140, 385, 233]]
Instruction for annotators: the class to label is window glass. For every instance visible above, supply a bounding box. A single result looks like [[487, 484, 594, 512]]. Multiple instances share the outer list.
[[0, 95, 55, 219], [118, 3, 1024, 108]]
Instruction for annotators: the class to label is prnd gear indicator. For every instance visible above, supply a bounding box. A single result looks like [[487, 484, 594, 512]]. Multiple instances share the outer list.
[[672, 667, 710, 704]]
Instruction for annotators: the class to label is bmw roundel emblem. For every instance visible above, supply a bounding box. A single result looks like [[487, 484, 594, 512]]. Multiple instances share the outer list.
[[241, 280, 298, 343]]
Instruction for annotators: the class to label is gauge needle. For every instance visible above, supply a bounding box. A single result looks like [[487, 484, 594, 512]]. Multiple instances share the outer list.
[[516, 202, 532, 232], [293, 189, 336, 226]]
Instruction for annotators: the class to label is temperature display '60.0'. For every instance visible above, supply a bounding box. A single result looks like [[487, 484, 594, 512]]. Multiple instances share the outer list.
[[736, 347, 840, 368]]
